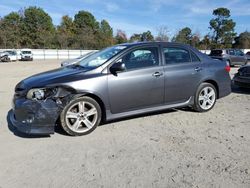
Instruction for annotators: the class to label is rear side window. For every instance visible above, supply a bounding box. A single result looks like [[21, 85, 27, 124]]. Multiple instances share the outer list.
[[163, 47, 191, 64], [191, 51, 200, 62]]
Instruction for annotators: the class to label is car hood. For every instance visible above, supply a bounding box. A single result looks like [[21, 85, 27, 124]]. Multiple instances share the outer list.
[[17, 66, 92, 90]]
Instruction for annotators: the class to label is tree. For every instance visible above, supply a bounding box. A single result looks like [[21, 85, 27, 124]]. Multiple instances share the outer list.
[[98, 19, 114, 48], [73, 11, 100, 49], [0, 12, 22, 48], [74, 11, 99, 32], [209, 7, 236, 48], [130, 30, 154, 42], [172, 27, 192, 44], [130, 33, 142, 42], [141, 31, 154, 41], [155, 26, 169, 41], [190, 32, 201, 48], [21, 6, 55, 48], [234, 31, 250, 49], [115, 29, 127, 44], [199, 35, 212, 50], [55, 15, 75, 48]]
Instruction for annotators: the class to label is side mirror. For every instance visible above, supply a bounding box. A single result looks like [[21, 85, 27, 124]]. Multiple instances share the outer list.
[[110, 62, 126, 75]]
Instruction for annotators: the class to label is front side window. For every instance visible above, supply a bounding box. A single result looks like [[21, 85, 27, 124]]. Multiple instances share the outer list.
[[163, 47, 191, 64], [119, 47, 159, 70]]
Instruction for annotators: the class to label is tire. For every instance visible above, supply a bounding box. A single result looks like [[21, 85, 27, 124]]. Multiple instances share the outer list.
[[60, 96, 102, 136], [193, 83, 217, 112]]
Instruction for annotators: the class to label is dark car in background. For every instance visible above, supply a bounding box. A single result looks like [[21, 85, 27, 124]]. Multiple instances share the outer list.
[[10, 42, 231, 136], [245, 51, 250, 61], [209, 49, 248, 66], [233, 65, 250, 88]]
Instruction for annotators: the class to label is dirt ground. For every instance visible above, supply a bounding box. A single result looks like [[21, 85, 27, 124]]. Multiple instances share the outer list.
[[0, 60, 249, 188]]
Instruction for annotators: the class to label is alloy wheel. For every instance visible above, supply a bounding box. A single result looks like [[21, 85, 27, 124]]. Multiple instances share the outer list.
[[65, 101, 98, 133], [198, 86, 216, 110]]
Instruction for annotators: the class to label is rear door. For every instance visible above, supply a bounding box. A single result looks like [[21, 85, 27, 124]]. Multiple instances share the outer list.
[[162, 45, 203, 104]]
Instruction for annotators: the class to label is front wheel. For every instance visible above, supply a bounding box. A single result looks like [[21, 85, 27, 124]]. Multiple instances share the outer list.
[[193, 83, 217, 112], [60, 96, 102, 136]]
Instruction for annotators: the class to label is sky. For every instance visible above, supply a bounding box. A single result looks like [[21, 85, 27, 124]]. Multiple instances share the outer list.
[[0, 0, 249, 38]]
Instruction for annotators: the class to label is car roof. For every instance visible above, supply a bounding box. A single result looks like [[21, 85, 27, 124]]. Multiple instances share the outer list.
[[118, 41, 192, 48]]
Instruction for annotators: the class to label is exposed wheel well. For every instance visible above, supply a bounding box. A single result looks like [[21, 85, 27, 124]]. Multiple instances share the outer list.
[[203, 80, 219, 98]]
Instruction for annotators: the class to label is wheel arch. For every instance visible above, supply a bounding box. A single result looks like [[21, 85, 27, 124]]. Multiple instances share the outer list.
[[76, 92, 106, 122], [201, 79, 219, 99]]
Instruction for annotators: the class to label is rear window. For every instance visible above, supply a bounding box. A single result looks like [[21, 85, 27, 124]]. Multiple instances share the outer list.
[[210, 50, 223, 56]]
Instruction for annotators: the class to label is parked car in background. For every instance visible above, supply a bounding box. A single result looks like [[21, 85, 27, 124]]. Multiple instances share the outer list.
[[11, 42, 231, 136], [61, 51, 96, 67], [233, 65, 250, 88], [245, 51, 250, 61], [0, 50, 17, 62], [20, 49, 33, 61], [209, 49, 247, 66]]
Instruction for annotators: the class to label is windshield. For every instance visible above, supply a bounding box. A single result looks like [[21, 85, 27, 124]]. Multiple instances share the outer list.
[[77, 45, 127, 68], [21, 51, 32, 54]]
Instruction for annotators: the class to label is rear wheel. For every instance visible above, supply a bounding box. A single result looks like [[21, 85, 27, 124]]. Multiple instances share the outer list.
[[193, 83, 217, 112], [60, 96, 102, 136]]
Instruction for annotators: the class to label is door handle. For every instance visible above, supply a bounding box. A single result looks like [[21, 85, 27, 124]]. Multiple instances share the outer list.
[[152, 72, 163, 77], [194, 67, 202, 72]]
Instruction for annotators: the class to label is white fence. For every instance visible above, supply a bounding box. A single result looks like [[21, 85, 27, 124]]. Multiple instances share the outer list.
[[0, 49, 97, 60], [1, 48, 250, 60], [200, 49, 250, 54]]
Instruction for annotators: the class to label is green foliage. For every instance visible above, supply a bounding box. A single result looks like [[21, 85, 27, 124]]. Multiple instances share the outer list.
[[115, 29, 128, 44], [172, 27, 192, 44], [129, 31, 154, 42], [0, 12, 22, 48], [233, 31, 250, 49], [98, 20, 114, 48], [209, 7, 236, 49], [21, 7, 55, 48], [0, 6, 247, 50]]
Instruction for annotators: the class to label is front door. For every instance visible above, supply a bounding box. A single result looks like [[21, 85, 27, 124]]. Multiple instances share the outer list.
[[108, 46, 164, 114]]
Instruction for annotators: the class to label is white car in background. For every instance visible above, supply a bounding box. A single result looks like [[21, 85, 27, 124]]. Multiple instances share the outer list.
[[20, 49, 33, 61], [0, 50, 17, 62]]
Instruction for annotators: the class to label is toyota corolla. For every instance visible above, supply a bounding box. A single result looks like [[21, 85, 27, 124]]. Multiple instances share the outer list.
[[10, 42, 231, 136]]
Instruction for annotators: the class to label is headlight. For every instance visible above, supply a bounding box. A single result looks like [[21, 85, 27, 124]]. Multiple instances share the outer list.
[[26, 88, 57, 100]]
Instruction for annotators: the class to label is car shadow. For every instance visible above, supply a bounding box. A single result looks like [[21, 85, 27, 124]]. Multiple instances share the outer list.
[[99, 108, 178, 125], [6, 110, 50, 138], [7, 107, 189, 137], [231, 84, 250, 95]]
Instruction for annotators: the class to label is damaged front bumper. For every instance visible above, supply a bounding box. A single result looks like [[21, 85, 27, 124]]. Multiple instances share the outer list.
[[11, 97, 60, 135]]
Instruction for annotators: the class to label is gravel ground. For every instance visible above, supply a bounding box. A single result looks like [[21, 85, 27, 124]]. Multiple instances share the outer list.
[[0, 60, 249, 188]]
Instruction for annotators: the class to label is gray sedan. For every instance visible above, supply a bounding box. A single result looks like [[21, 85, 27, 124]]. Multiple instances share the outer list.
[[11, 42, 231, 136]]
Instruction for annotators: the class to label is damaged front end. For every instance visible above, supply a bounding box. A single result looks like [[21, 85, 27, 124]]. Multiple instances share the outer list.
[[10, 84, 73, 135]]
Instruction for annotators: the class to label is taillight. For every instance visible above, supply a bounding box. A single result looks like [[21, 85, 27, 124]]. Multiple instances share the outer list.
[[225, 65, 231, 72]]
